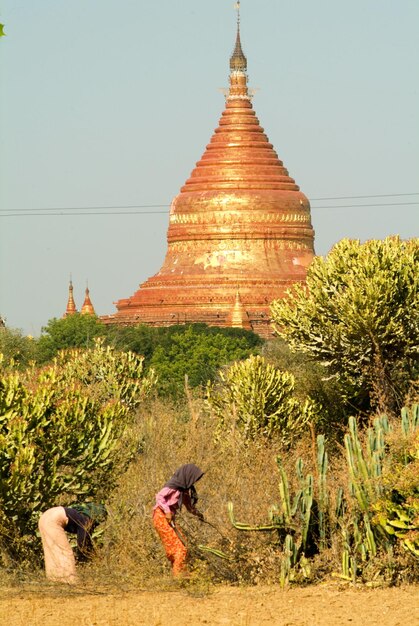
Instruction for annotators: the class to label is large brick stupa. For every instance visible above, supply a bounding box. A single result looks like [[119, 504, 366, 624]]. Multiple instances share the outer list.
[[105, 6, 315, 338]]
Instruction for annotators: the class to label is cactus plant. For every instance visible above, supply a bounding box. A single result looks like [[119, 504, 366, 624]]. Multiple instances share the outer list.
[[228, 434, 330, 584], [280, 534, 298, 587], [317, 434, 329, 549], [206, 355, 319, 445], [228, 405, 418, 585], [270, 237, 419, 415]]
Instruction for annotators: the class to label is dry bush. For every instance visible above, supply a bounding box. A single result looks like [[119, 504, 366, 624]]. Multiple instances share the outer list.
[[86, 395, 307, 588]]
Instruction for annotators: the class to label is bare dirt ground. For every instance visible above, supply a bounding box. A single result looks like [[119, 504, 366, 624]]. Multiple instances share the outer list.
[[0, 583, 418, 626]]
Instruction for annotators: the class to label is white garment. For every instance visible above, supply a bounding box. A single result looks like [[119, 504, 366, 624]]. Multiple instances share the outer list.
[[38, 506, 78, 584]]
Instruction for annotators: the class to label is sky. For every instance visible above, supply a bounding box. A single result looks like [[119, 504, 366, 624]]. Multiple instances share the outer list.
[[0, 0, 418, 336]]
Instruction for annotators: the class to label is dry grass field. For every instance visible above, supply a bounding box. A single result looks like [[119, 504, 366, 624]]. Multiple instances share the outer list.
[[1, 582, 418, 626], [1, 402, 417, 626]]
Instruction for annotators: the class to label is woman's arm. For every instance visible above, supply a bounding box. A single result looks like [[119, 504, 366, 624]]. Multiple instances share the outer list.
[[183, 493, 204, 520]]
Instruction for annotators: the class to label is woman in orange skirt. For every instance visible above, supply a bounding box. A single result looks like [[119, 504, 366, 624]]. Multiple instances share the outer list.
[[153, 464, 204, 577]]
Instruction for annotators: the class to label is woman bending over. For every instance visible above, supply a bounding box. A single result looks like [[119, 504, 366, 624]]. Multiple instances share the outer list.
[[153, 463, 204, 577]]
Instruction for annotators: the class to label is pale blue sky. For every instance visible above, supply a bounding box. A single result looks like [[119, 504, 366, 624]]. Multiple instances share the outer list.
[[1, 0, 418, 336]]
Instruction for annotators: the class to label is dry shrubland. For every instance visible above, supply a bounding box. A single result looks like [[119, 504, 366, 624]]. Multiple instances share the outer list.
[[90, 396, 287, 587], [81, 397, 418, 589], [1, 393, 418, 593]]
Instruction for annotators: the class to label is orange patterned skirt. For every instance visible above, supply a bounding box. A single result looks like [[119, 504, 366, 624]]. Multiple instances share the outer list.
[[153, 507, 188, 576]]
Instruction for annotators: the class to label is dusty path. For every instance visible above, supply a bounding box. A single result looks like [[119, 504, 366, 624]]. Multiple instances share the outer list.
[[1, 583, 418, 626]]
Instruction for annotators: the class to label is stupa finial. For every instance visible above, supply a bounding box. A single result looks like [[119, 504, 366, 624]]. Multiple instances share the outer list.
[[230, 2, 247, 72], [236, 1, 240, 25], [229, 2, 248, 99]]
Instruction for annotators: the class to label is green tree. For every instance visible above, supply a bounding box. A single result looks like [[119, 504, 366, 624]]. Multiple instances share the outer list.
[[105, 323, 159, 364], [148, 324, 263, 399], [37, 314, 105, 362], [270, 237, 419, 414], [37, 319, 263, 395], [0, 327, 38, 369]]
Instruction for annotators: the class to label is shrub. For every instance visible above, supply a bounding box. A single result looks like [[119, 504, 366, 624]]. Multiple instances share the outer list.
[[0, 340, 157, 563], [262, 338, 349, 434], [372, 407, 419, 559], [205, 355, 319, 445]]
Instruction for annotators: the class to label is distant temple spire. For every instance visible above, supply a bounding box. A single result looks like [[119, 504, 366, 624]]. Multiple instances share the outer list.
[[81, 284, 96, 315], [63, 278, 77, 317]]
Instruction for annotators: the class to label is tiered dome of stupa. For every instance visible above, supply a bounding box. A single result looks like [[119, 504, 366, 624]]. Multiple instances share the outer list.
[[105, 5, 315, 337]]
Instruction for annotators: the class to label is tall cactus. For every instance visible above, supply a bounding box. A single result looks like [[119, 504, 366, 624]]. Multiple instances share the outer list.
[[340, 409, 419, 574], [317, 434, 329, 549], [228, 436, 328, 584], [228, 405, 418, 584], [401, 404, 419, 435], [372, 405, 419, 558], [344, 415, 390, 543], [280, 534, 298, 587]]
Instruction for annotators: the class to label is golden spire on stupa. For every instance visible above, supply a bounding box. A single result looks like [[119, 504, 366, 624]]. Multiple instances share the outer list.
[[63, 278, 77, 317], [230, 3, 246, 70], [104, 4, 315, 338], [231, 288, 251, 329], [229, 1, 248, 97], [81, 283, 96, 315]]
